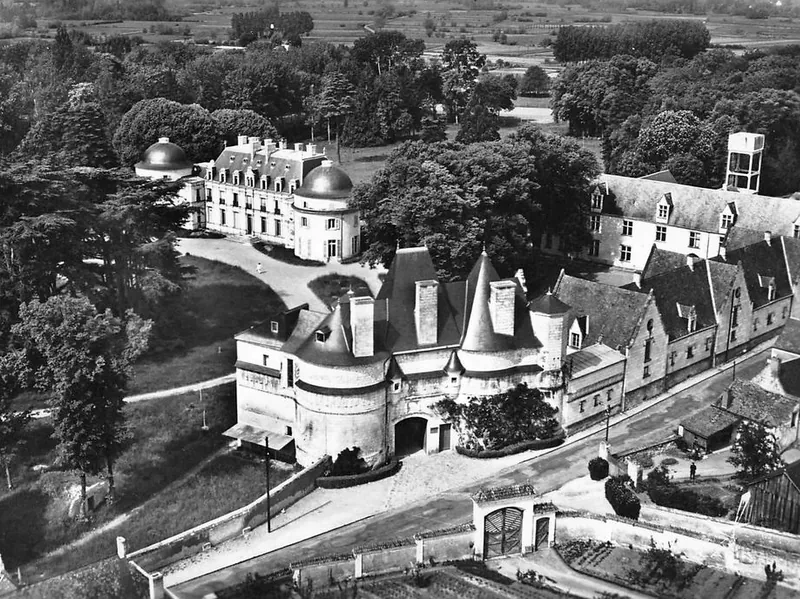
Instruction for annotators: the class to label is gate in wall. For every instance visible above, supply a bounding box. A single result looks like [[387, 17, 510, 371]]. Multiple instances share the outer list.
[[484, 507, 523, 558]]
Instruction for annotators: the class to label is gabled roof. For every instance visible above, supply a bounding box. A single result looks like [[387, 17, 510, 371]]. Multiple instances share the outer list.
[[462, 252, 512, 352], [641, 246, 689, 281], [720, 239, 792, 309], [748, 458, 800, 492], [235, 304, 308, 346], [706, 259, 741, 315], [781, 236, 800, 286], [725, 226, 765, 251], [681, 404, 740, 438], [719, 379, 798, 427], [554, 273, 651, 351], [630, 257, 716, 340], [567, 343, 625, 378], [597, 174, 800, 234], [640, 169, 678, 184]]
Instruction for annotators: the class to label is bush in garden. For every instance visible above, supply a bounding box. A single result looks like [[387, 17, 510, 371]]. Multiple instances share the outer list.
[[646, 465, 726, 517], [588, 457, 610, 480], [605, 475, 640, 520], [328, 446, 368, 476]]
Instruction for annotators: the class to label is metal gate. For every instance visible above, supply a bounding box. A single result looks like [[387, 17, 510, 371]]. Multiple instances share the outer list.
[[483, 507, 523, 558], [534, 517, 550, 550]]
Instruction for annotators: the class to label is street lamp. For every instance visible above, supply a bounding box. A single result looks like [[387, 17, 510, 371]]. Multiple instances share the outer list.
[[265, 436, 272, 533], [605, 405, 612, 444]]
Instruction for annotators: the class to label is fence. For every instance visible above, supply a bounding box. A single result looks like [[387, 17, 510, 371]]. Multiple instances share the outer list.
[[124, 456, 330, 571], [291, 524, 475, 589]]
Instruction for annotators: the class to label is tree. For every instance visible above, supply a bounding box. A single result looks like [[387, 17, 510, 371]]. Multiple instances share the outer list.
[[309, 72, 356, 162], [112, 98, 222, 166], [10, 295, 151, 515], [728, 420, 784, 481], [351, 31, 424, 75], [211, 108, 278, 146], [519, 65, 550, 97], [419, 115, 446, 143], [456, 74, 515, 143], [435, 383, 558, 450], [441, 39, 486, 123], [0, 360, 28, 490]]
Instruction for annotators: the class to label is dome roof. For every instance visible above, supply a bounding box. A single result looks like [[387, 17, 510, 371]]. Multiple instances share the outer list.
[[135, 137, 193, 172], [296, 160, 353, 199]]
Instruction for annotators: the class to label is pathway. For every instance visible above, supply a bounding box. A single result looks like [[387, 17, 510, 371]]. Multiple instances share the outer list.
[[167, 345, 771, 597], [178, 237, 386, 312]]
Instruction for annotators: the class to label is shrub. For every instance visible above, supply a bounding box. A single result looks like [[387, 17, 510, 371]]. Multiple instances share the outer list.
[[328, 447, 368, 477], [646, 465, 726, 516], [316, 458, 400, 489], [588, 457, 609, 480], [605, 475, 640, 520], [661, 457, 678, 466], [455, 433, 564, 459]]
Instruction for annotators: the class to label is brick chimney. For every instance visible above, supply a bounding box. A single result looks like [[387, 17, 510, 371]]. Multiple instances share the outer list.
[[769, 354, 782, 378], [490, 280, 517, 336], [415, 280, 438, 345], [350, 296, 374, 357]]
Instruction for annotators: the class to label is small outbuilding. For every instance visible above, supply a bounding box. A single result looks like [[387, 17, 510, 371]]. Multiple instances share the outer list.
[[745, 459, 800, 534]]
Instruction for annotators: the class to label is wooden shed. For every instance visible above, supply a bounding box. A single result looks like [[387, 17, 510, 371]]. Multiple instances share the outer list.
[[746, 459, 800, 534]]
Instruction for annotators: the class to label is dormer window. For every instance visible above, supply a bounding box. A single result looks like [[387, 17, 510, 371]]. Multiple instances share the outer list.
[[721, 213, 733, 230], [656, 193, 672, 223], [590, 190, 603, 212], [219, 170, 227, 183], [657, 205, 669, 220], [270, 321, 279, 334], [232, 171, 241, 185], [570, 332, 581, 348], [315, 327, 330, 342], [677, 303, 697, 333], [206, 169, 213, 181]]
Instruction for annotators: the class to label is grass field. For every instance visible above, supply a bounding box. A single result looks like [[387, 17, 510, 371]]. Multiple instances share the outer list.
[[0, 384, 241, 579], [127, 255, 285, 395]]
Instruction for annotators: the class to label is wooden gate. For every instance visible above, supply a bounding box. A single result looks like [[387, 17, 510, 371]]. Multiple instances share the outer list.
[[483, 507, 523, 558], [534, 517, 550, 550]]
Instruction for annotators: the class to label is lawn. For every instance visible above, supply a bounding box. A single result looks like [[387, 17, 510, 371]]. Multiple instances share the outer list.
[[308, 274, 373, 309], [0, 383, 245, 580], [127, 255, 285, 395]]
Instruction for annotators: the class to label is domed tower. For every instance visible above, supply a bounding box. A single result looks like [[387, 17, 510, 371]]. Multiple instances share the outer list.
[[134, 137, 194, 181], [292, 160, 361, 263]]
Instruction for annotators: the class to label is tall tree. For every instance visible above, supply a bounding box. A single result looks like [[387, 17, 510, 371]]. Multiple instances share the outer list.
[[441, 39, 486, 123], [456, 74, 515, 143], [9, 295, 151, 514], [728, 420, 784, 481], [309, 72, 356, 162], [211, 108, 278, 146]]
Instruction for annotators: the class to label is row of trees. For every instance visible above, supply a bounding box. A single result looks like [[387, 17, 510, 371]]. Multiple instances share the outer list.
[[551, 46, 800, 194], [230, 8, 314, 47], [552, 20, 710, 63]]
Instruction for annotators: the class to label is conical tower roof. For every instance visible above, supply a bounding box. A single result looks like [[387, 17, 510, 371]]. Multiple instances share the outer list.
[[443, 350, 464, 375], [461, 251, 512, 352]]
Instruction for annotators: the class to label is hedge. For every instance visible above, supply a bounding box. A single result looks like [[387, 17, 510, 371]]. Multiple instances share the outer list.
[[648, 483, 727, 517], [588, 457, 609, 480], [604, 475, 640, 520], [455, 433, 565, 459], [317, 458, 401, 489]]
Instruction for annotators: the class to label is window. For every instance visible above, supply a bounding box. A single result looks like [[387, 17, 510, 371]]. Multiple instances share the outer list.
[[233, 172, 240, 185], [620, 245, 632, 262], [270, 321, 279, 334], [351, 235, 360, 255], [656, 225, 667, 242], [301, 216, 309, 228], [219, 195, 225, 206], [286, 426, 293, 436], [686, 345, 694, 359], [590, 215, 601, 232], [689, 231, 700, 249], [622, 220, 633, 236], [393, 380, 401, 392], [644, 337, 652, 363], [275, 219, 282, 237], [643, 365, 650, 378], [730, 329, 737, 342], [783, 306, 788, 319], [326, 218, 339, 231], [274, 200, 281, 215], [246, 176, 254, 187], [245, 199, 253, 210], [767, 312, 774, 325], [792, 411, 798, 427], [263, 354, 270, 366], [591, 193, 603, 211], [795, 224, 800, 239], [220, 210, 226, 225], [219, 171, 227, 183], [607, 389, 613, 402], [260, 200, 267, 212], [260, 217, 266, 233], [768, 285, 776, 301], [261, 178, 267, 190], [753, 317, 759, 332], [579, 400, 586, 413], [732, 305, 740, 328], [657, 204, 669, 220], [721, 213, 733, 229], [589, 240, 600, 257], [232, 192, 239, 207], [669, 351, 676, 367], [315, 330, 327, 342], [593, 395, 601, 407], [705, 337, 712, 351], [206, 189, 212, 201], [570, 332, 581, 348], [450, 376, 458, 384]]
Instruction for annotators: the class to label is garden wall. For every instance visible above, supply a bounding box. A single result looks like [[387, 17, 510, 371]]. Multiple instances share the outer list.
[[360, 542, 416, 576], [558, 510, 800, 591], [128, 456, 330, 571], [421, 528, 475, 563]]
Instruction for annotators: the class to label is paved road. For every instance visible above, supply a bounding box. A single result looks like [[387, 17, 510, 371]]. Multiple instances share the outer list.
[[170, 349, 767, 598]]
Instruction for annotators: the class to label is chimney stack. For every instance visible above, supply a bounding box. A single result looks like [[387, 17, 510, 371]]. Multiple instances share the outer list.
[[264, 139, 276, 154], [632, 272, 642, 288], [294, 142, 304, 152], [719, 245, 727, 261], [765, 231, 772, 246], [514, 268, 527, 296], [686, 255, 695, 271], [308, 144, 317, 155], [490, 280, 517, 336], [237, 135, 248, 146], [279, 139, 287, 150], [158, 136, 170, 144], [350, 296, 375, 357], [769, 354, 782, 378], [415, 280, 438, 345]]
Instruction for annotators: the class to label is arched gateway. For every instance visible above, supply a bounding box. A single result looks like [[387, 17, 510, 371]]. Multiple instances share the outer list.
[[394, 417, 427, 456]]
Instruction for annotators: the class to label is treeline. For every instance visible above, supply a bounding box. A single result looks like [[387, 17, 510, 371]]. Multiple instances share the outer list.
[[550, 45, 800, 195], [562, 0, 800, 18], [37, 0, 174, 21], [230, 8, 314, 47], [553, 20, 710, 63]]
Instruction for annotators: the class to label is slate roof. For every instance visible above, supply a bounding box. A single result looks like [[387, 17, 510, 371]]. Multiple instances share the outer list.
[[726, 227, 766, 251], [597, 174, 800, 235], [774, 318, 800, 355], [528, 291, 570, 315], [706, 260, 740, 316], [781, 236, 800, 285], [777, 356, 800, 398], [235, 304, 308, 346], [641, 246, 690, 281], [720, 379, 798, 427], [681, 405, 740, 438], [212, 145, 323, 185], [719, 238, 792, 309], [631, 259, 716, 340], [640, 169, 678, 184], [554, 273, 652, 351]]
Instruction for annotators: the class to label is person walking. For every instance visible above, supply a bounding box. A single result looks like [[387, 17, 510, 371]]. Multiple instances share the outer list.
[[689, 461, 697, 481], [256, 262, 263, 274]]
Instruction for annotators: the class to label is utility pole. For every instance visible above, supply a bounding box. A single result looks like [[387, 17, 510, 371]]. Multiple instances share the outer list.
[[265, 436, 271, 533]]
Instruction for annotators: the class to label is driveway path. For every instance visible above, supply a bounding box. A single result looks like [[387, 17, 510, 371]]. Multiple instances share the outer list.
[[178, 237, 386, 312], [167, 347, 770, 597]]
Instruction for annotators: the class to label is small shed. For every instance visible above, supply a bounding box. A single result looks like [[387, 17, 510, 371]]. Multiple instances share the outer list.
[[678, 405, 740, 452], [745, 459, 800, 534]]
